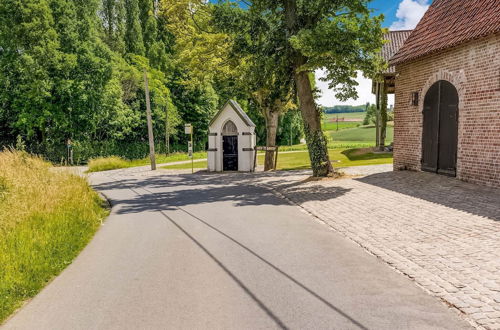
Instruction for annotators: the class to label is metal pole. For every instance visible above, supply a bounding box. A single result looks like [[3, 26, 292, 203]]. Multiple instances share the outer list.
[[144, 71, 156, 171], [165, 105, 170, 156], [375, 82, 381, 148], [191, 127, 194, 174]]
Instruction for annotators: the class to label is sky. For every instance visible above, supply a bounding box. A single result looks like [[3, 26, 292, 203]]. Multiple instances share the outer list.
[[317, 0, 432, 107]]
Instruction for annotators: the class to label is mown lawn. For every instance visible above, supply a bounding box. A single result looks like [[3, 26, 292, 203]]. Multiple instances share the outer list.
[[162, 148, 393, 171], [0, 150, 109, 323], [268, 149, 392, 170]]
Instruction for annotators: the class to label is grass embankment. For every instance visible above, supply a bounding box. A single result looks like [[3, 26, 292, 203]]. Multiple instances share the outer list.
[[0, 150, 108, 323], [87, 152, 208, 172]]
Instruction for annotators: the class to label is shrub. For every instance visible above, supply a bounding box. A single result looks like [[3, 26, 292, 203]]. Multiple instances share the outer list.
[[87, 156, 129, 172], [0, 150, 108, 323]]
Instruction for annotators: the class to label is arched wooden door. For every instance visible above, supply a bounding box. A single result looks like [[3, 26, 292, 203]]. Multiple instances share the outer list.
[[422, 80, 459, 176], [222, 121, 238, 171]]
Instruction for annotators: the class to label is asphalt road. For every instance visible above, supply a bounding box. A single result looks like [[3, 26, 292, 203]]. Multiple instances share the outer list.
[[3, 170, 471, 330]]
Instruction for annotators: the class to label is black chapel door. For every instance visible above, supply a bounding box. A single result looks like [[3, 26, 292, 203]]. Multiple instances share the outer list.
[[223, 136, 238, 171], [422, 80, 459, 176]]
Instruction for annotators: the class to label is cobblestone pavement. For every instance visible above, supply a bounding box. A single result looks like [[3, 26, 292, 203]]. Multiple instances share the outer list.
[[255, 169, 500, 329]]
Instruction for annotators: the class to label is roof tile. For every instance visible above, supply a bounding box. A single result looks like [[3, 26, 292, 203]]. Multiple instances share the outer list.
[[390, 0, 500, 65]]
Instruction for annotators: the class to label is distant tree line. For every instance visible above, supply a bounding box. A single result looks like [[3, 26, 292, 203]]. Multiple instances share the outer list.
[[323, 105, 368, 114]]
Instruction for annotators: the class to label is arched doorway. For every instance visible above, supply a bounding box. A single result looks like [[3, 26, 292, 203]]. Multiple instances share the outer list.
[[222, 120, 238, 171], [422, 80, 459, 176]]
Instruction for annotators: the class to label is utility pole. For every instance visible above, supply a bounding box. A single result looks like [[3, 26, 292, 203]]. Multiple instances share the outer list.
[[144, 71, 156, 170], [165, 104, 170, 156], [336, 114, 339, 131]]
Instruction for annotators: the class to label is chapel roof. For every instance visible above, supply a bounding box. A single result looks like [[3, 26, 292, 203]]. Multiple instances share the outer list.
[[390, 0, 500, 65], [209, 100, 256, 128]]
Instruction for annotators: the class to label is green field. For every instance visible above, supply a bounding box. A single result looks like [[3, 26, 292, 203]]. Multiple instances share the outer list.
[[324, 112, 365, 120], [329, 126, 394, 143], [322, 121, 361, 131]]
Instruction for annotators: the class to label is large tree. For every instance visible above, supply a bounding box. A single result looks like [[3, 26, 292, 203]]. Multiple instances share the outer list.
[[248, 0, 385, 176], [124, 0, 145, 55]]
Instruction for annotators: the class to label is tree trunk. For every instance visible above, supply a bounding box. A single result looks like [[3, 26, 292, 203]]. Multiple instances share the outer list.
[[375, 82, 380, 148], [379, 81, 388, 151], [264, 109, 279, 171], [284, 0, 333, 177], [295, 69, 333, 176]]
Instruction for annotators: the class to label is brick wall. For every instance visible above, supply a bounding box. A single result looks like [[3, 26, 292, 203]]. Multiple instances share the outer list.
[[394, 33, 500, 187]]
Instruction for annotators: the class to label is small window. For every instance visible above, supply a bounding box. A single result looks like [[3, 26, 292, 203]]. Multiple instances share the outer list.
[[222, 121, 238, 136], [411, 92, 419, 106]]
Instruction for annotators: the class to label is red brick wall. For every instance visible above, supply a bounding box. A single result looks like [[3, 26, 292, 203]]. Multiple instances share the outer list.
[[394, 33, 500, 187]]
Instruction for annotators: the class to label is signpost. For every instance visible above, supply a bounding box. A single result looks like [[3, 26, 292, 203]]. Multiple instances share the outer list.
[[185, 124, 194, 173], [67, 139, 73, 166]]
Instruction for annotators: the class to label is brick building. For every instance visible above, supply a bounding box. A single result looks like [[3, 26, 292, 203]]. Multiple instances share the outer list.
[[390, 0, 500, 187]]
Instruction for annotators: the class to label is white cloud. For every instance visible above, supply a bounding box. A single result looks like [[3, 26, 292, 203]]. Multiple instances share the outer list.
[[315, 69, 394, 107], [390, 0, 430, 30]]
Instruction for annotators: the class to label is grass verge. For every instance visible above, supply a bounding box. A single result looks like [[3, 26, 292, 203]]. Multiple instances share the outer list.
[[0, 150, 108, 323], [86, 152, 208, 172], [88, 156, 129, 172]]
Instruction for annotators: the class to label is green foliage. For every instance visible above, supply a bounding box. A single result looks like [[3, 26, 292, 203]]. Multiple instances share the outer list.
[[124, 0, 145, 55], [277, 109, 304, 146], [363, 104, 377, 125], [305, 129, 332, 177], [0, 0, 385, 170]]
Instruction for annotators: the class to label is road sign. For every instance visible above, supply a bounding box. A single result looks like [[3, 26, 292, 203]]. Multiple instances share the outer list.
[[188, 141, 193, 157], [185, 124, 194, 173]]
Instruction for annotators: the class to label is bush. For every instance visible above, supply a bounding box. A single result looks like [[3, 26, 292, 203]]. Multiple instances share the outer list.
[[87, 156, 129, 172], [0, 150, 108, 323]]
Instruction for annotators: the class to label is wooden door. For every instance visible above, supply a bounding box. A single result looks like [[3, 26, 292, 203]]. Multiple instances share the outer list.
[[223, 136, 238, 171], [437, 81, 459, 176], [422, 82, 440, 172], [421, 80, 459, 176]]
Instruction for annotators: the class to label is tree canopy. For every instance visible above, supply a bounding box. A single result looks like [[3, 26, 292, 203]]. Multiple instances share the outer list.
[[0, 0, 385, 170]]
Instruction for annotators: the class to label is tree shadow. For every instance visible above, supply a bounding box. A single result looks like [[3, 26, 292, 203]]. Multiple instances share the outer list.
[[341, 148, 393, 161], [91, 171, 352, 215], [357, 171, 500, 221]]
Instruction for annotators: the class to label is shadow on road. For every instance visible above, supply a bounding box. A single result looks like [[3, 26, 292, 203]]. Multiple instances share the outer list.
[[92, 171, 352, 214], [162, 207, 369, 330]]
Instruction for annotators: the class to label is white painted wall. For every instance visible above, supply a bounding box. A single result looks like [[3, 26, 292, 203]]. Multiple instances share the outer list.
[[208, 104, 256, 172]]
